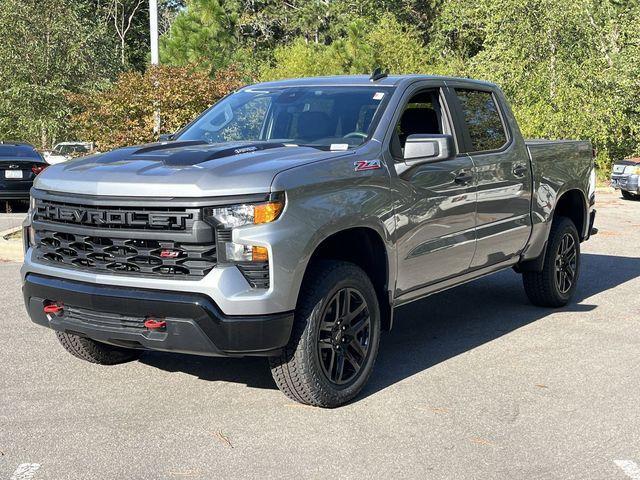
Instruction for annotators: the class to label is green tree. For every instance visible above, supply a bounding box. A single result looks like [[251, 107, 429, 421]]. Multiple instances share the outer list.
[[160, 0, 239, 72], [0, 0, 118, 148], [260, 13, 428, 80], [429, 0, 640, 172]]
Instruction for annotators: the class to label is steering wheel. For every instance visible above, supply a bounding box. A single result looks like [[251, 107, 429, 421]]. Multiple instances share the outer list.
[[343, 131, 368, 139]]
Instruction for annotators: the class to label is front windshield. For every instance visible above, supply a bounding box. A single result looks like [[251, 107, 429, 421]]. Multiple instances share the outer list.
[[53, 145, 86, 155], [177, 86, 393, 148]]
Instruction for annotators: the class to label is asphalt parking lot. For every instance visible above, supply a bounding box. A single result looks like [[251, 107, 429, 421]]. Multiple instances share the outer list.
[[1, 191, 639, 480]]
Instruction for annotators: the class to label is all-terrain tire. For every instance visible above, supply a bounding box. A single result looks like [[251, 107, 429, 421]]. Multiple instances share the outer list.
[[523, 216, 580, 307], [269, 260, 381, 408], [56, 331, 142, 365]]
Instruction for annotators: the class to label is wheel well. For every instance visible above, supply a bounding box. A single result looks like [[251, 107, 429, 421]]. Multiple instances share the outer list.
[[554, 189, 586, 240], [307, 228, 392, 330]]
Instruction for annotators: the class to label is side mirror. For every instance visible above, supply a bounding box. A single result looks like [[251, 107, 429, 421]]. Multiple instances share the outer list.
[[159, 133, 175, 142], [403, 134, 455, 165]]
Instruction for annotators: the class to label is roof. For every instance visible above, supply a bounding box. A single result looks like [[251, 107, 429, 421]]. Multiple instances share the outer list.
[[249, 74, 497, 90], [0, 141, 34, 147]]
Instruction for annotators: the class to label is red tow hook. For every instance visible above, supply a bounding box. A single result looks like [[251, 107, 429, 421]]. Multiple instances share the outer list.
[[43, 303, 64, 316], [144, 318, 167, 331]]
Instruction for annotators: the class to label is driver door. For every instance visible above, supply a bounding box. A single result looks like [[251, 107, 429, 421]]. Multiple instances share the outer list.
[[388, 84, 477, 299]]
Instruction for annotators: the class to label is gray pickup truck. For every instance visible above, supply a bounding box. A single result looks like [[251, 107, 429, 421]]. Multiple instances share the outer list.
[[22, 74, 596, 407]]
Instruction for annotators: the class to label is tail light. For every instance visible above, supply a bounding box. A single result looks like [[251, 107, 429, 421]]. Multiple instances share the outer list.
[[32, 165, 47, 175]]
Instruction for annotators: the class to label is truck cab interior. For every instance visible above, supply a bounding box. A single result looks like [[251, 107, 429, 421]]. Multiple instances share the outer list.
[[390, 90, 446, 159]]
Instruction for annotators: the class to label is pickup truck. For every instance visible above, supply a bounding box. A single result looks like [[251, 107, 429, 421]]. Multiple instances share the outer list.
[[22, 74, 597, 407], [611, 157, 640, 200]]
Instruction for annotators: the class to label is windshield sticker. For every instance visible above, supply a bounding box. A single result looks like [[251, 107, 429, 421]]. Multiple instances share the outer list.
[[330, 143, 349, 151], [373, 92, 385, 100]]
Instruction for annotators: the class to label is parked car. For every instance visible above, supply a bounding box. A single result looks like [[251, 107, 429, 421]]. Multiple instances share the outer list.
[[0, 142, 47, 201], [611, 157, 640, 200], [22, 74, 596, 407], [43, 142, 93, 164]]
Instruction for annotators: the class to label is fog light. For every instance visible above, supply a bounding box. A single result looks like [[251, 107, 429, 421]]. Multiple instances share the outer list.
[[224, 242, 269, 262]]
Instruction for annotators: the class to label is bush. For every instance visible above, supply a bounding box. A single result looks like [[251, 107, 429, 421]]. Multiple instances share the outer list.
[[70, 64, 246, 151]]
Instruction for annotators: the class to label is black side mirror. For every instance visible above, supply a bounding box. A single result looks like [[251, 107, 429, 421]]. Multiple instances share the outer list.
[[159, 133, 174, 142], [403, 134, 455, 165]]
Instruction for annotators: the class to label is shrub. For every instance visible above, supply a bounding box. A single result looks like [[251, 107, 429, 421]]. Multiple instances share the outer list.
[[70, 64, 246, 151]]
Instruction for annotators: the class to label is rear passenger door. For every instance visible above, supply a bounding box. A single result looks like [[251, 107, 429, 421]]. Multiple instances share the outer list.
[[450, 85, 532, 268]]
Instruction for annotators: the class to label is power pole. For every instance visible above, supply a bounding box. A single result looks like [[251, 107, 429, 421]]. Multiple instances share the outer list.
[[149, 0, 159, 65], [149, 0, 161, 137]]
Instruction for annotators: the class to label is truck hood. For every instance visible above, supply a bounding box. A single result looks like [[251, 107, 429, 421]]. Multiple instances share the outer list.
[[34, 141, 353, 197]]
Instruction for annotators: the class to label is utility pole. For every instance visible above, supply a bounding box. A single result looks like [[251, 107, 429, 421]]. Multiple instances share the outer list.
[[149, 0, 159, 65], [149, 0, 161, 137]]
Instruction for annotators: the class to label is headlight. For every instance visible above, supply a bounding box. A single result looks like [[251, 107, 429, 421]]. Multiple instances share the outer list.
[[204, 195, 284, 265], [204, 196, 285, 229]]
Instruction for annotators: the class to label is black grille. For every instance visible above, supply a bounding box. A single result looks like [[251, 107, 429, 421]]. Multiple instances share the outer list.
[[34, 231, 216, 279], [64, 305, 147, 331], [34, 198, 198, 231], [237, 262, 270, 288]]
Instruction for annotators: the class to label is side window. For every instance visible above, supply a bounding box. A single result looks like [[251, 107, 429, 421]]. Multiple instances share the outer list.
[[455, 89, 507, 152], [391, 89, 444, 158]]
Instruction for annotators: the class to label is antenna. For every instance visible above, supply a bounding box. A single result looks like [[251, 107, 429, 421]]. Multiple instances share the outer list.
[[369, 67, 388, 82]]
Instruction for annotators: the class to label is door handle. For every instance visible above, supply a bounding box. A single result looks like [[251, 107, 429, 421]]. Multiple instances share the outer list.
[[513, 164, 528, 177], [454, 171, 474, 185]]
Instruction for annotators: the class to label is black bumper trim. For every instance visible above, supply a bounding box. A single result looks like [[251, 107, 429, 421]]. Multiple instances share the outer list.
[[23, 274, 294, 357]]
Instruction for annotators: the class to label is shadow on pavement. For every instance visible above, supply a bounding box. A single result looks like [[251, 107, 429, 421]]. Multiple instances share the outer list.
[[139, 253, 640, 398]]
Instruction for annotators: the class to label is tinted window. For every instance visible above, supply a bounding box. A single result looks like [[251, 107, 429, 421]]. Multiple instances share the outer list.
[[0, 144, 41, 159], [456, 89, 507, 152]]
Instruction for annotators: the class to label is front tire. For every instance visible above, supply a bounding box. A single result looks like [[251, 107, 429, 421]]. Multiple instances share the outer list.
[[621, 190, 639, 200], [523, 216, 580, 307], [269, 260, 381, 407], [56, 331, 142, 365]]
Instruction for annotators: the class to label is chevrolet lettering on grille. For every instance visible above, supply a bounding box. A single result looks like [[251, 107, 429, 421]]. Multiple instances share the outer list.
[[36, 203, 192, 229]]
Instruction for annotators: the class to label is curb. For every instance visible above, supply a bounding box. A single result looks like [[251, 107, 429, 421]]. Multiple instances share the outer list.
[[1, 225, 22, 239]]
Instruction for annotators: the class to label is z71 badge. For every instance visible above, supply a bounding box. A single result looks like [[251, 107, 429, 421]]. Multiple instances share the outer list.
[[354, 159, 382, 171]]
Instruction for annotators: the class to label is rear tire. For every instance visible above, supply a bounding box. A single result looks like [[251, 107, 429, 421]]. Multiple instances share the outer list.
[[523, 216, 580, 307], [56, 331, 142, 365], [621, 190, 639, 200], [269, 260, 381, 408]]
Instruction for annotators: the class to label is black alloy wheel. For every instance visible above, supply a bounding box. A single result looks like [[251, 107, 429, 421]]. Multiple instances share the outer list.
[[554, 233, 577, 294], [317, 287, 371, 385]]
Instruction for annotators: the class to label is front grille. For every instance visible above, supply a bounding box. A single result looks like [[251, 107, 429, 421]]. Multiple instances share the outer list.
[[34, 198, 198, 230], [32, 197, 217, 279], [64, 305, 146, 331], [34, 230, 216, 278]]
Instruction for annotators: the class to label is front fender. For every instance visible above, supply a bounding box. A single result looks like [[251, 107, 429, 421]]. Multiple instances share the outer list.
[[248, 150, 395, 310]]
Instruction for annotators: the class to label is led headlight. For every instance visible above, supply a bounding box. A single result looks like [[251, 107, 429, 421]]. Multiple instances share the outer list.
[[204, 195, 284, 264], [204, 196, 285, 229]]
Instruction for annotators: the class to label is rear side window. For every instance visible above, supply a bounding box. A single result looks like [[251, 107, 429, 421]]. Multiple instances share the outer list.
[[455, 89, 507, 152]]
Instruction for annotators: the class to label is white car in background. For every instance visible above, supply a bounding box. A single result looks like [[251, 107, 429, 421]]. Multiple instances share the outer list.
[[44, 142, 93, 164]]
